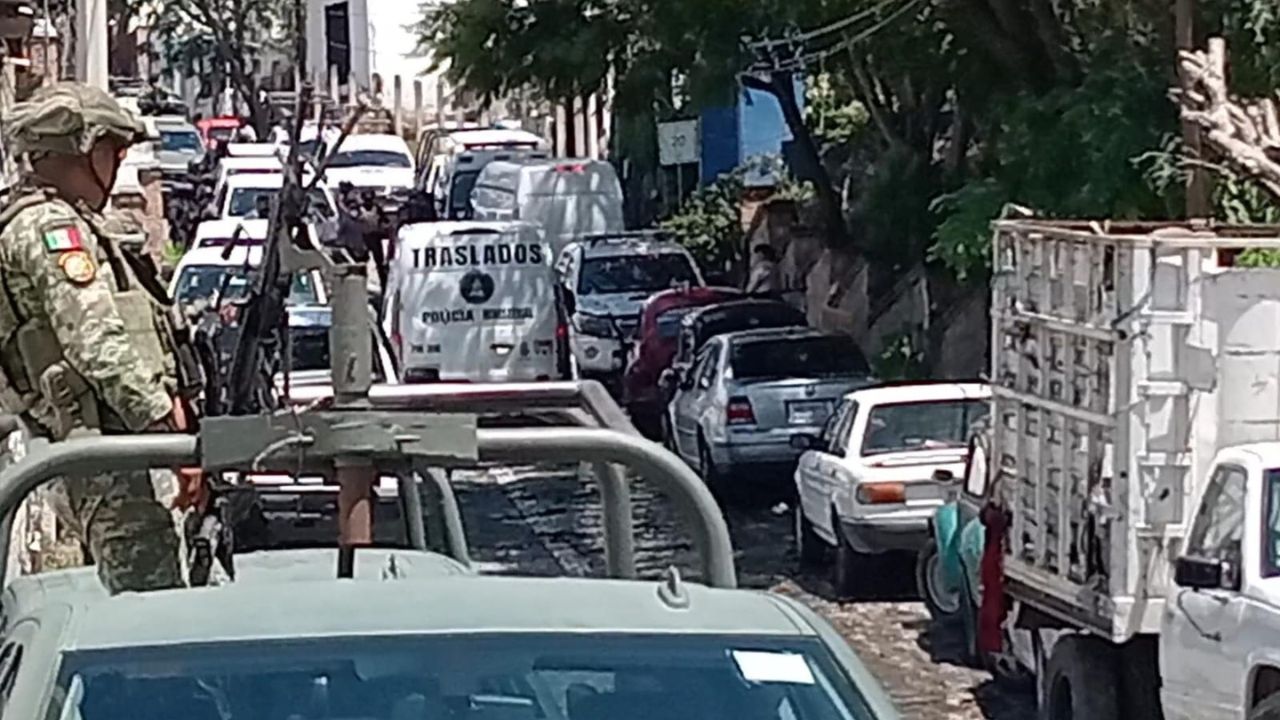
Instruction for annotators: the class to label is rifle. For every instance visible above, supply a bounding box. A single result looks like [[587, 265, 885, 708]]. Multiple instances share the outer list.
[[187, 0, 371, 583]]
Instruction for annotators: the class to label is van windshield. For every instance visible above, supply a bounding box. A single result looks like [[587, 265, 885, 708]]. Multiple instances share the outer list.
[[580, 254, 698, 296]]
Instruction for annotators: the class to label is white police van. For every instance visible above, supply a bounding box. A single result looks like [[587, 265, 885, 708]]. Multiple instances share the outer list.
[[382, 221, 569, 382]]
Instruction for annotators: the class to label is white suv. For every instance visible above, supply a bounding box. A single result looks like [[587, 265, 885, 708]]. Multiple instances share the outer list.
[[555, 233, 703, 380]]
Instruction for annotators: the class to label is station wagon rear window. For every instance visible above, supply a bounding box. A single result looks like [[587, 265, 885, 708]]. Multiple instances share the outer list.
[[731, 336, 870, 381], [53, 634, 882, 720], [861, 399, 988, 456]]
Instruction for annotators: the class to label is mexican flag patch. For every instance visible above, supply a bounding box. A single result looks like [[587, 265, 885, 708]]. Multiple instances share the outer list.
[[42, 225, 83, 253]]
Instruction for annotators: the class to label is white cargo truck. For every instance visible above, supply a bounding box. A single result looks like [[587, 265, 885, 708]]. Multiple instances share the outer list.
[[988, 220, 1280, 720]]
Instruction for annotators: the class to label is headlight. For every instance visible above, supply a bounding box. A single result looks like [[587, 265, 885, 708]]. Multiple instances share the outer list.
[[574, 313, 615, 338]]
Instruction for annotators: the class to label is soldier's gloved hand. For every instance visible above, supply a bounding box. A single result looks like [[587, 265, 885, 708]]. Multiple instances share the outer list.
[[173, 468, 209, 513]]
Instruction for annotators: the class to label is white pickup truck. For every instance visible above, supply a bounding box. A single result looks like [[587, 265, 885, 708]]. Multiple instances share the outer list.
[[985, 220, 1280, 720]]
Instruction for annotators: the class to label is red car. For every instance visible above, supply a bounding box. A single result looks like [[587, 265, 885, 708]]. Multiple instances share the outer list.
[[623, 286, 742, 437]]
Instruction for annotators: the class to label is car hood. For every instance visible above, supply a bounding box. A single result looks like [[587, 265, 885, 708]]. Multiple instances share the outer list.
[[157, 149, 200, 170], [324, 166, 414, 189]]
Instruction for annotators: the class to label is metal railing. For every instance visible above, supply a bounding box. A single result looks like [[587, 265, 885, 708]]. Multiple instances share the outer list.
[[0, 382, 738, 590]]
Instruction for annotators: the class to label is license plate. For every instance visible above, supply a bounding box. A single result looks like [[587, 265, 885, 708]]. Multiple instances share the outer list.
[[787, 400, 831, 425]]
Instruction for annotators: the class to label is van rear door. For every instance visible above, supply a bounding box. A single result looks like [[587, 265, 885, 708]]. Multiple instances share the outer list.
[[399, 224, 560, 382]]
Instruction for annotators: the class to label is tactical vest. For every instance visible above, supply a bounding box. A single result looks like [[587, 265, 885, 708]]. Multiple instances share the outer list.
[[0, 190, 200, 438]]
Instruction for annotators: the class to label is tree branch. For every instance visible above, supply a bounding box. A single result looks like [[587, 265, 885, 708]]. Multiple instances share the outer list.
[[1178, 38, 1280, 199]]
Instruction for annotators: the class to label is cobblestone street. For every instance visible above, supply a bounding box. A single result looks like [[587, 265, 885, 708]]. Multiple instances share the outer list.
[[452, 465, 1036, 720]]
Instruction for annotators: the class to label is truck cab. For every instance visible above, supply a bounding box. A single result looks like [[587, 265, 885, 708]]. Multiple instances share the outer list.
[[1161, 444, 1280, 720]]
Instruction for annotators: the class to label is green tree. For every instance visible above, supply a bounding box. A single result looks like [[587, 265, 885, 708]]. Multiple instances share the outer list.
[[150, 0, 293, 132]]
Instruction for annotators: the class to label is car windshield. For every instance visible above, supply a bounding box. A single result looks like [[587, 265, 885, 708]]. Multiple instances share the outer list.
[[55, 633, 880, 720], [174, 265, 320, 306], [731, 336, 870, 380], [862, 399, 989, 456], [328, 149, 412, 168], [159, 130, 201, 153], [228, 187, 334, 218], [580, 254, 698, 296]]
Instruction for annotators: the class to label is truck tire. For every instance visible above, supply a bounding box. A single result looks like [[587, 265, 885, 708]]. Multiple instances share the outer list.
[[1118, 637, 1162, 720], [1041, 635, 1119, 720], [1250, 693, 1280, 720]]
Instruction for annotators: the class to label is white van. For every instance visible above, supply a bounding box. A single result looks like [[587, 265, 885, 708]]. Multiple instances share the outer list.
[[383, 221, 569, 383], [470, 159, 625, 253]]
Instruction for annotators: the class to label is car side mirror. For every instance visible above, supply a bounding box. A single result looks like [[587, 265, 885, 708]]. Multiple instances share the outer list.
[[1175, 555, 1234, 591], [790, 433, 820, 451], [932, 468, 955, 482]]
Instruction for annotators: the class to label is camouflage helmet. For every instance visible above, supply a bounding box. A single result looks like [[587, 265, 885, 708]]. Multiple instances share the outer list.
[[4, 82, 145, 158]]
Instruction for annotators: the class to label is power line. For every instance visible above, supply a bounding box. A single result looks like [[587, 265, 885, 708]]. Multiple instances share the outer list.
[[749, 0, 905, 51], [751, 0, 928, 74]]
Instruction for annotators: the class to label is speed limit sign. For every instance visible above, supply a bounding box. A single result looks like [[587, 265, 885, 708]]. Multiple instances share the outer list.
[[657, 119, 700, 166]]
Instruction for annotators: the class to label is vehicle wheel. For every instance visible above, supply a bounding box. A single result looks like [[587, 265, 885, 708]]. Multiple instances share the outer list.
[[831, 512, 865, 599], [697, 438, 729, 499], [1040, 635, 1119, 720], [916, 538, 962, 621], [795, 505, 827, 569], [1250, 693, 1280, 720]]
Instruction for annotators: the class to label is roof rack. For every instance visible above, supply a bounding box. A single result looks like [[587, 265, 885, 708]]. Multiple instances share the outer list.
[[0, 380, 737, 590]]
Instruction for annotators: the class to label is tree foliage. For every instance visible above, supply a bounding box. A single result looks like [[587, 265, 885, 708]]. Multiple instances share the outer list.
[[423, 0, 1280, 285], [661, 156, 812, 271], [150, 0, 292, 131]]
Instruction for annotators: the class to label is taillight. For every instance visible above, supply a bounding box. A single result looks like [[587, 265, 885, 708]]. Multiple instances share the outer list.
[[726, 397, 755, 425], [856, 482, 907, 505], [555, 163, 586, 173], [556, 323, 568, 340]]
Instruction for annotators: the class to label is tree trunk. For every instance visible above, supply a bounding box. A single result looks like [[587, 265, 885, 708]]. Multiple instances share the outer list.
[[743, 71, 851, 249]]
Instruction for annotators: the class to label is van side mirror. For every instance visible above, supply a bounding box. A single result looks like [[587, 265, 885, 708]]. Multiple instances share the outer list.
[[1175, 555, 1235, 591]]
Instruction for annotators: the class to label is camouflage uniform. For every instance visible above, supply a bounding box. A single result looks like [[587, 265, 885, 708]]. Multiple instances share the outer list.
[[0, 83, 184, 594]]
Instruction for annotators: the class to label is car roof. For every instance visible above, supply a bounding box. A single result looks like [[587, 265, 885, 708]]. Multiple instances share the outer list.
[[846, 381, 991, 405], [721, 327, 832, 344], [7, 550, 809, 651], [397, 220, 543, 248], [443, 128, 546, 149], [683, 298, 806, 328], [223, 172, 323, 190], [575, 236, 689, 258], [219, 156, 282, 169], [643, 286, 741, 312], [331, 133, 413, 154], [194, 218, 270, 241], [175, 245, 264, 268]]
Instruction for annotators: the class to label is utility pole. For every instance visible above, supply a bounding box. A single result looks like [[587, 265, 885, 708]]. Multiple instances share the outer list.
[[74, 0, 109, 89], [1176, 0, 1210, 218]]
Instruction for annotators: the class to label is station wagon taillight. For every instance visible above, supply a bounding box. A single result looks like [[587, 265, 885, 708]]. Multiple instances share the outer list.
[[857, 482, 906, 505], [555, 163, 586, 173], [726, 397, 756, 425]]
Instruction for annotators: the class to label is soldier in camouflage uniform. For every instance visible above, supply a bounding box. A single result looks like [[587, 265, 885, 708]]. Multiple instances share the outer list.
[[0, 82, 190, 594]]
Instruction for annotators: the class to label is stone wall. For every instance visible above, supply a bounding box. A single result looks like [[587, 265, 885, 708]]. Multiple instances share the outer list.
[[741, 197, 986, 378]]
